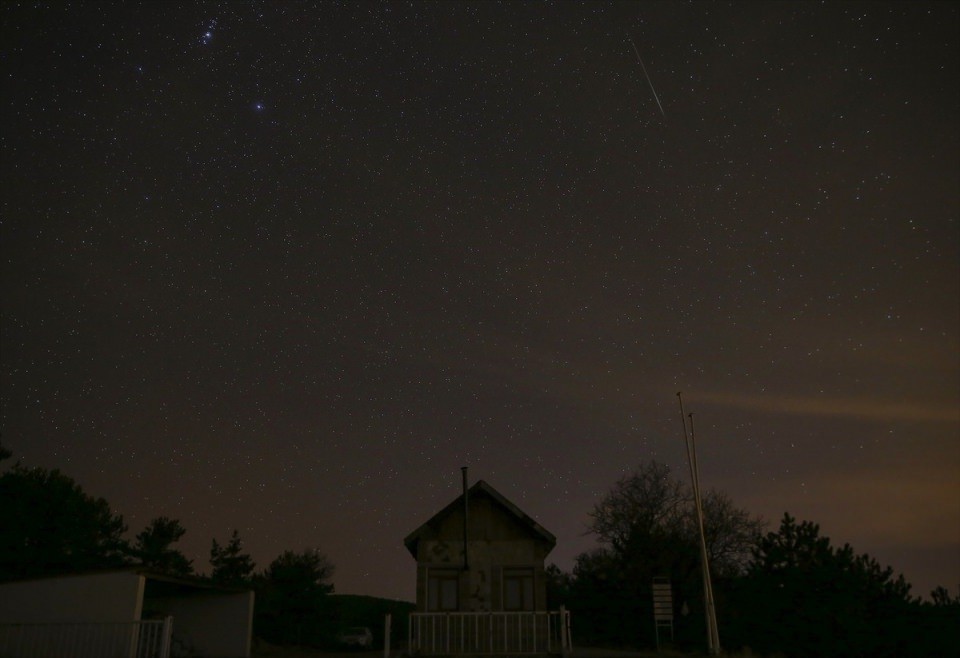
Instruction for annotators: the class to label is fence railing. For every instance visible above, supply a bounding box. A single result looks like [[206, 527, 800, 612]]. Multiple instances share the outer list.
[[409, 610, 571, 655], [0, 617, 172, 658]]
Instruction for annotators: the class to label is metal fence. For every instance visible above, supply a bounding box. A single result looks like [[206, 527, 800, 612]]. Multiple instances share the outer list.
[[409, 610, 571, 655], [0, 617, 172, 658]]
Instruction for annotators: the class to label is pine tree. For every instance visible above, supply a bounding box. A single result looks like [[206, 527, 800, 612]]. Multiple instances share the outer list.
[[134, 516, 193, 576], [210, 529, 255, 587], [0, 464, 129, 579]]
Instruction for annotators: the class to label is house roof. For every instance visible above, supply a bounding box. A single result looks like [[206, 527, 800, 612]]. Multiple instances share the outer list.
[[403, 480, 556, 558]]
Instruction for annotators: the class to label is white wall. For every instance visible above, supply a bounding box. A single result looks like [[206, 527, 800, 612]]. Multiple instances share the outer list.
[[0, 571, 253, 658], [0, 571, 144, 623], [147, 591, 254, 658]]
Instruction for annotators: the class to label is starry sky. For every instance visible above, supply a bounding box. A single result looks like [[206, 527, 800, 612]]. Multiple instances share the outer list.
[[2, 1, 958, 602]]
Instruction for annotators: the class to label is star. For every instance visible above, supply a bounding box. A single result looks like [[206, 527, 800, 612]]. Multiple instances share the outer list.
[[201, 18, 217, 45]]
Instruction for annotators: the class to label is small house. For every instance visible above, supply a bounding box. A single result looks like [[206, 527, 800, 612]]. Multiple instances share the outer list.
[[404, 476, 570, 655]]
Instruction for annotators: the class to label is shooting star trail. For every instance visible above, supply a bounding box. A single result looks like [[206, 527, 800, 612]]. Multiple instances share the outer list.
[[625, 31, 665, 117]]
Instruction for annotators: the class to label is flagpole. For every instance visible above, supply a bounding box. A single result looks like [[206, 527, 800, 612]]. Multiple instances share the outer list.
[[677, 392, 720, 655]]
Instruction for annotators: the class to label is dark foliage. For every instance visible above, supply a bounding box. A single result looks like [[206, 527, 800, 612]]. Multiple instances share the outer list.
[[133, 516, 194, 576], [254, 548, 335, 646], [209, 529, 256, 587], [545, 563, 573, 610], [931, 585, 960, 606], [551, 466, 960, 657], [560, 461, 763, 649], [911, 595, 960, 657], [724, 513, 958, 658], [0, 463, 130, 580], [589, 461, 766, 579]]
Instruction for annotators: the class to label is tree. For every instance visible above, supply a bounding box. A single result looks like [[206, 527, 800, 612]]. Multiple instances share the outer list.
[[133, 516, 193, 576], [255, 548, 335, 646], [590, 461, 765, 577], [263, 548, 334, 595], [699, 489, 768, 577], [590, 461, 687, 552], [566, 546, 653, 646], [568, 461, 764, 649], [922, 587, 960, 655], [210, 529, 255, 587], [931, 586, 960, 607], [545, 563, 573, 610], [0, 464, 129, 580], [734, 513, 917, 657]]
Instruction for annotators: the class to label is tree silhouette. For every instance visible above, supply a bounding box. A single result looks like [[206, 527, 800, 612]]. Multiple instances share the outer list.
[[736, 513, 916, 657], [255, 548, 335, 646], [931, 586, 960, 607], [589, 460, 765, 577], [210, 529, 255, 587], [559, 461, 763, 648], [0, 463, 129, 580], [133, 516, 193, 576]]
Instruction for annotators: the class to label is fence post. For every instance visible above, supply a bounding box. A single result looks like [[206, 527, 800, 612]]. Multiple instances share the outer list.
[[532, 612, 537, 654], [384, 613, 391, 658], [160, 616, 173, 658], [489, 612, 493, 654]]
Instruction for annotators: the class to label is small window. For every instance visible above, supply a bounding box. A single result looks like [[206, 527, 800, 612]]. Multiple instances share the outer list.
[[428, 571, 459, 611], [503, 568, 535, 611]]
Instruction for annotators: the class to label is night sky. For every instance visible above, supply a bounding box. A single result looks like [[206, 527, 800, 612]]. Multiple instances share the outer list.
[[2, 1, 958, 602]]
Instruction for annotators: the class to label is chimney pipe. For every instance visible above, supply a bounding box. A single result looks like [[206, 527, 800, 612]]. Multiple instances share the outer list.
[[461, 466, 469, 571]]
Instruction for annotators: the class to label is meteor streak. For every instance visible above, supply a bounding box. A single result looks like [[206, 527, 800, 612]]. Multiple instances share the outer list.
[[626, 31, 665, 117]]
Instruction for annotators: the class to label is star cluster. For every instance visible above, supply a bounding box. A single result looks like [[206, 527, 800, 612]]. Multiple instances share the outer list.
[[1, 2, 957, 600]]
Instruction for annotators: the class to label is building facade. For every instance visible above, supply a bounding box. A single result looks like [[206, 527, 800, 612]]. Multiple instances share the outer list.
[[404, 480, 556, 613]]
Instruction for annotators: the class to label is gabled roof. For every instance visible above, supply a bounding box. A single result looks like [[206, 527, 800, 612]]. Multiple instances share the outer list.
[[403, 480, 556, 558]]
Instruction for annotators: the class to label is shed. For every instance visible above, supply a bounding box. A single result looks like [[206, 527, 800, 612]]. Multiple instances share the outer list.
[[0, 568, 254, 657]]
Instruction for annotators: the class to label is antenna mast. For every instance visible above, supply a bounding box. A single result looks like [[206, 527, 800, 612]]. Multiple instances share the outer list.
[[677, 392, 721, 655]]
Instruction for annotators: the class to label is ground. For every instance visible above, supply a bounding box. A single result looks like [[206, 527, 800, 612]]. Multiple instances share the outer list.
[[250, 648, 737, 658]]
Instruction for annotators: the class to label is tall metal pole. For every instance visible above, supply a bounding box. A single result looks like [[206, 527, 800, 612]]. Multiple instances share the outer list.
[[461, 467, 469, 572], [689, 413, 720, 654], [677, 393, 720, 655]]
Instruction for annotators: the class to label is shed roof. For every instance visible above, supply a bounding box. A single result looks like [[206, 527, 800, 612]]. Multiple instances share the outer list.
[[0, 567, 251, 594], [403, 480, 556, 558]]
